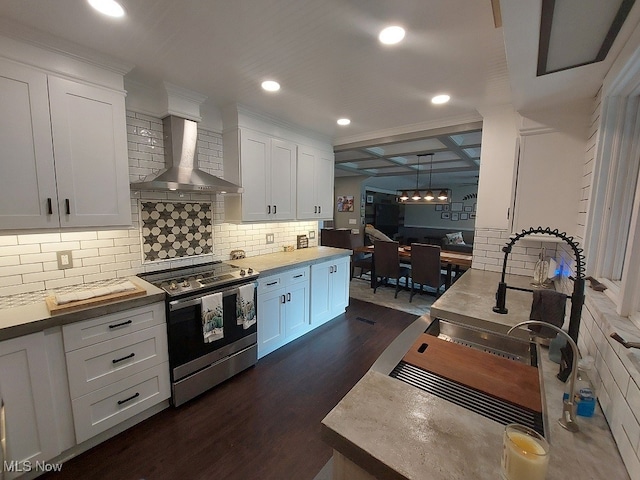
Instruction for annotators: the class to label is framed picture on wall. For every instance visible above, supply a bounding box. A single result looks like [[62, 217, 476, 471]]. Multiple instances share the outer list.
[[470, 213, 476, 219], [337, 195, 354, 212], [366, 194, 374, 204], [451, 202, 463, 212], [441, 212, 451, 220], [435, 204, 443, 211], [443, 204, 450, 212], [460, 213, 469, 220], [464, 205, 473, 212], [451, 213, 460, 221]]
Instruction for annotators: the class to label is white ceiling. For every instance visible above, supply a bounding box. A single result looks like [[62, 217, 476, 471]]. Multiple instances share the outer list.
[[1, 0, 639, 187]]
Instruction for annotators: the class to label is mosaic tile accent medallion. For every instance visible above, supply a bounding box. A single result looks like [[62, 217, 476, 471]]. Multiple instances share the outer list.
[[141, 201, 213, 262]]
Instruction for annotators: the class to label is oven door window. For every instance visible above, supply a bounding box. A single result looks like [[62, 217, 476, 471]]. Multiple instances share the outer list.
[[167, 292, 256, 368]]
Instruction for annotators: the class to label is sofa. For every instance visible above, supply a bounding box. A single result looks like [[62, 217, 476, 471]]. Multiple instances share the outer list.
[[396, 227, 474, 254]]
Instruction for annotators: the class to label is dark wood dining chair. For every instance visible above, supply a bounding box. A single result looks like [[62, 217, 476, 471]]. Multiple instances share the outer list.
[[373, 240, 410, 298], [350, 234, 372, 280], [409, 243, 445, 302]]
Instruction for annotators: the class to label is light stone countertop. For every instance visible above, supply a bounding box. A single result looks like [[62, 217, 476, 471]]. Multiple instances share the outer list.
[[228, 246, 351, 276], [430, 268, 555, 337], [0, 276, 165, 342], [321, 312, 629, 480]]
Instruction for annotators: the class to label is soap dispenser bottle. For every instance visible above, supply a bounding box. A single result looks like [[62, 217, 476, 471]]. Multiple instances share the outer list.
[[563, 356, 597, 417]]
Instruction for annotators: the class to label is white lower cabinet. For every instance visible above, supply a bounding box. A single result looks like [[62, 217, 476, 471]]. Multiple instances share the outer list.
[[257, 267, 310, 358], [62, 302, 170, 444], [256, 256, 351, 358], [0, 332, 62, 479], [310, 257, 350, 327]]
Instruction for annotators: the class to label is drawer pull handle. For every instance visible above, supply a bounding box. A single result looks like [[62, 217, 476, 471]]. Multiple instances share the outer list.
[[117, 392, 140, 406], [112, 352, 135, 364], [293, 274, 303, 278], [109, 320, 133, 329], [266, 281, 278, 286]]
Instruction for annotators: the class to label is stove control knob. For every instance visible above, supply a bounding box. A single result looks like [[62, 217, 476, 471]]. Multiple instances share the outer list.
[[247, 268, 254, 275], [240, 269, 246, 276], [169, 281, 178, 290], [182, 280, 190, 287]]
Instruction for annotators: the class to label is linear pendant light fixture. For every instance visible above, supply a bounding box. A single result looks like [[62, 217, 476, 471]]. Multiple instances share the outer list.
[[397, 153, 450, 204]]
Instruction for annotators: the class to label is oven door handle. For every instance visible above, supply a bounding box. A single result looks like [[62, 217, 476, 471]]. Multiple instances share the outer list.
[[168, 282, 256, 312]]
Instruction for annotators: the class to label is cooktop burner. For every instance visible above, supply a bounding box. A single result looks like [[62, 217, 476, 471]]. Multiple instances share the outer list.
[[138, 261, 258, 297]]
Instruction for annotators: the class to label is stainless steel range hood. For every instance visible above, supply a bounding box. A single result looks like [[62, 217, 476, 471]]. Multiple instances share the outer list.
[[130, 115, 242, 193]]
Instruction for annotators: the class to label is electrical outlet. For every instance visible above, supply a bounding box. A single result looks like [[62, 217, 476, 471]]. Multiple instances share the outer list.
[[56, 250, 73, 270], [308, 230, 315, 239], [266, 233, 275, 244]]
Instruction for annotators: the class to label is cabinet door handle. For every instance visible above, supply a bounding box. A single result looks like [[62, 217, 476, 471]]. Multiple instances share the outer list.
[[281, 295, 286, 303], [47, 197, 53, 215], [112, 352, 135, 364], [117, 392, 140, 406], [329, 266, 334, 273], [109, 319, 133, 329], [268, 205, 271, 214], [314, 206, 317, 214], [65, 198, 70, 215], [287, 292, 291, 302], [273, 205, 277, 214], [318, 206, 321, 214]]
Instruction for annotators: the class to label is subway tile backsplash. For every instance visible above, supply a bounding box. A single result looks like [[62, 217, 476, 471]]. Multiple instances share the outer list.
[[0, 110, 318, 298]]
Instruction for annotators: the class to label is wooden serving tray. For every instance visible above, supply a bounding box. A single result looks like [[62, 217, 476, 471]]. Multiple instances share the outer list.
[[403, 333, 542, 412], [45, 284, 147, 314]]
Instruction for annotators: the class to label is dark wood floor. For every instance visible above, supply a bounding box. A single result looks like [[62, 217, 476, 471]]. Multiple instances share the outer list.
[[43, 298, 417, 480]]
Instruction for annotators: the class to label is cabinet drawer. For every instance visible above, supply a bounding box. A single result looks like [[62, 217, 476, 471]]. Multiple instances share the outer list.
[[283, 267, 309, 286], [257, 267, 309, 295], [71, 362, 170, 444], [66, 324, 169, 399], [63, 302, 165, 351], [257, 275, 283, 294]]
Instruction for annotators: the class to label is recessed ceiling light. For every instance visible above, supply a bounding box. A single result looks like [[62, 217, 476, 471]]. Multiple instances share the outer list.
[[337, 118, 351, 126], [431, 94, 451, 105], [261, 80, 281, 92], [378, 26, 405, 45], [88, 0, 125, 17]]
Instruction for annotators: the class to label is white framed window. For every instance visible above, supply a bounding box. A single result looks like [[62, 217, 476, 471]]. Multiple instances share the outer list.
[[585, 48, 640, 323]]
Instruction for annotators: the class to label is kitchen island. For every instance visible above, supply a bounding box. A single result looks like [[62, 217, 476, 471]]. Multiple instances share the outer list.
[[321, 269, 629, 479]]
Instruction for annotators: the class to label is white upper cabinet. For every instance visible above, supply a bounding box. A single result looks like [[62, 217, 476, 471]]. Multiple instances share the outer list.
[[0, 58, 58, 229], [224, 127, 297, 222], [48, 76, 130, 228], [296, 145, 334, 220], [0, 54, 131, 231], [510, 117, 586, 237]]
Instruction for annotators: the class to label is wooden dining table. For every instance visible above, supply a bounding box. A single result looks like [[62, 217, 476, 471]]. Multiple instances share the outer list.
[[352, 245, 473, 290]]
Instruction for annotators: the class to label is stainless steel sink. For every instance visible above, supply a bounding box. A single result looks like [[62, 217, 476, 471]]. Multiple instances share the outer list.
[[424, 317, 538, 366], [389, 318, 547, 437]]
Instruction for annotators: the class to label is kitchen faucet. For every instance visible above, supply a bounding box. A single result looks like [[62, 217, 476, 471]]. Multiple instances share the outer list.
[[493, 226, 586, 382], [507, 321, 580, 433]]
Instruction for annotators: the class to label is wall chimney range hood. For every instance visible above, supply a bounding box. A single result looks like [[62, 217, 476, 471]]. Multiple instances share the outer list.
[[130, 115, 242, 194]]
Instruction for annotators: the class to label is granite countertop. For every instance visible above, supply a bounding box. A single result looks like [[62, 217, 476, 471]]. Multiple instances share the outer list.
[[321, 312, 629, 480], [229, 246, 351, 276], [0, 276, 165, 342]]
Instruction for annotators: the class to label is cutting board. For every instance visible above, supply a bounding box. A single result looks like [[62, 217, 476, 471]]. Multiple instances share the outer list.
[[403, 333, 542, 413], [45, 284, 147, 314]]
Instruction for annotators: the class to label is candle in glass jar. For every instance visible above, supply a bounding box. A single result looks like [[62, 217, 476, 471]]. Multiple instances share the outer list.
[[501, 424, 549, 480]]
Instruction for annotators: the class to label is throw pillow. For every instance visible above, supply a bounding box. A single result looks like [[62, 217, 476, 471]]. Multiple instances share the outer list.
[[445, 231, 465, 245]]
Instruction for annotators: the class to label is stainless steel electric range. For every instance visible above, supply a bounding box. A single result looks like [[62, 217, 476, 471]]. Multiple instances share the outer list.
[[138, 261, 259, 406]]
